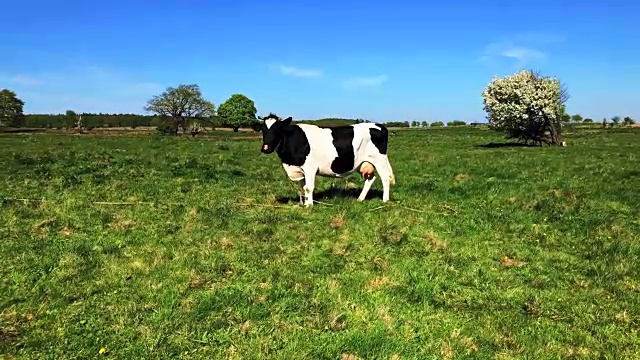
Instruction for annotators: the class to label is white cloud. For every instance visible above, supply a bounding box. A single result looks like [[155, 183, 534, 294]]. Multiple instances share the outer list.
[[479, 31, 564, 67], [0, 74, 43, 87], [500, 46, 547, 62], [273, 65, 323, 78], [341, 75, 387, 89], [3, 65, 164, 114]]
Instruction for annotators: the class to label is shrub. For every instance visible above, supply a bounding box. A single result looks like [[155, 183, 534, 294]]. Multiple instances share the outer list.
[[430, 121, 444, 127], [156, 122, 176, 136], [482, 69, 568, 146], [447, 120, 466, 127]]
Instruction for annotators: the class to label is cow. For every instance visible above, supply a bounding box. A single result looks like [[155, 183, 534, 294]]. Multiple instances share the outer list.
[[252, 113, 396, 207]]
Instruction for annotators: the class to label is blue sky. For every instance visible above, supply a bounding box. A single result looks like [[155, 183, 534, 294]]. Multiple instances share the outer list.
[[1, 0, 638, 122]]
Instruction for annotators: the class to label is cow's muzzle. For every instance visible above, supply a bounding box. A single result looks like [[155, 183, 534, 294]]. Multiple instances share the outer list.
[[261, 144, 269, 153]]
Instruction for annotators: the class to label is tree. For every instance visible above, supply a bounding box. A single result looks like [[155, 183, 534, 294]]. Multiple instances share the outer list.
[[611, 116, 621, 127], [481, 69, 569, 146], [217, 94, 258, 132], [448, 120, 466, 126], [582, 118, 594, 123], [411, 121, 420, 128], [602, 118, 607, 128], [430, 121, 444, 127], [571, 114, 583, 123], [421, 121, 428, 128], [65, 110, 78, 128], [623, 116, 635, 126], [144, 84, 215, 135], [0, 89, 25, 127]]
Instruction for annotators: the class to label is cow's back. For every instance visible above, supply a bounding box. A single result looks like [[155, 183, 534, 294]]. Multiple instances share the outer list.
[[296, 123, 383, 177]]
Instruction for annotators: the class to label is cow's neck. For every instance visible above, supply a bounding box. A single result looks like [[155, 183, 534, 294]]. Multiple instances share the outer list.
[[274, 132, 290, 161], [274, 125, 307, 167]]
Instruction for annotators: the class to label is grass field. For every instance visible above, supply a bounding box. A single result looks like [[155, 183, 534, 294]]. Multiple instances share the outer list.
[[1, 127, 639, 359]]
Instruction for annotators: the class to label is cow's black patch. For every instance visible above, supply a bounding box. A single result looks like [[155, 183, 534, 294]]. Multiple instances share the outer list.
[[328, 126, 356, 174], [369, 124, 389, 155], [275, 124, 310, 166]]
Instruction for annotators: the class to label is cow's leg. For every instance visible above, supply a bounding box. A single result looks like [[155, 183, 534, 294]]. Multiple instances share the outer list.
[[297, 165, 318, 207], [370, 156, 394, 202], [297, 179, 305, 205], [302, 173, 316, 207], [357, 175, 376, 201], [357, 161, 376, 201]]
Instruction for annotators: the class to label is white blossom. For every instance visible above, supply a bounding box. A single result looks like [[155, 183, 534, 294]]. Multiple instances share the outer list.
[[481, 70, 567, 145]]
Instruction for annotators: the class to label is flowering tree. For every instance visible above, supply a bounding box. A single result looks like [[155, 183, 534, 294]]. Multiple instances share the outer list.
[[482, 70, 569, 146]]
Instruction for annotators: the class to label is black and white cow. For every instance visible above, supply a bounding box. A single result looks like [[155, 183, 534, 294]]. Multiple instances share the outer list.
[[252, 113, 396, 207]]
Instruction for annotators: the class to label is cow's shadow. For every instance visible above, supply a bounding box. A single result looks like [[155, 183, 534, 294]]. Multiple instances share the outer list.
[[276, 186, 383, 204], [476, 142, 538, 148]]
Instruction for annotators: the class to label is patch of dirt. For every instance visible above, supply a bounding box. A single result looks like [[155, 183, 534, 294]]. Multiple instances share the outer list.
[[0, 313, 21, 347], [423, 231, 447, 250], [372, 256, 389, 272], [240, 320, 252, 335], [229, 135, 262, 140], [341, 354, 362, 360], [329, 312, 347, 331], [440, 343, 454, 359], [366, 276, 396, 291], [330, 214, 346, 229], [500, 256, 526, 268], [188, 273, 210, 289]]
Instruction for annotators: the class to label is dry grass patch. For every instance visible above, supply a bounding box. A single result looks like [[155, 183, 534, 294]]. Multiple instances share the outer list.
[[423, 231, 447, 250], [500, 256, 527, 268], [341, 354, 362, 360], [366, 276, 397, 291], [330, 214, 346, 229]]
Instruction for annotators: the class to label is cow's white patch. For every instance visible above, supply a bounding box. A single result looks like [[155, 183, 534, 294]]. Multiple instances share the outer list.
[[265, 119, 277, 129], [282, 163, 305, 181]]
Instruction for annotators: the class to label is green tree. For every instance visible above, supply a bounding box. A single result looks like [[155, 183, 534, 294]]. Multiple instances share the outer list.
[[430, 121, 444, 127], [582, 118, 594, 123], [65, 110, 78, 128], [144, 84, 215, 135], [0, 89, 25, 127], [411, 121, 420, 128], [421, 121, 428, 128], [601, 118, 607, 128], [482, 69, 569, 146], [611, 116, 621, 127], [622, 116, 635, 126], [217, 94, 258, 132], [448, 120, 466, 126], [571, 114, 583, 123]]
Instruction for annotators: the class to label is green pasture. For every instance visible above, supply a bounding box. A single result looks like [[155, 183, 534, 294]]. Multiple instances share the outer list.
[[1, 126, 638, 359]]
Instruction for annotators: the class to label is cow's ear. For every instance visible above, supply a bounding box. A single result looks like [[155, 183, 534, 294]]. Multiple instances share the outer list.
[[251, 122, 262, 132], [282, 116, 292, 125]]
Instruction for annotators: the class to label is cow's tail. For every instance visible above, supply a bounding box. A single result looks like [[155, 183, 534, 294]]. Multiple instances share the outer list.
[[387, 157, 396, 185]]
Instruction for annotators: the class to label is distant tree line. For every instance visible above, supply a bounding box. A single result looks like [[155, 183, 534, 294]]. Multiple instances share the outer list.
[[20, 111, 156, 129], [1, 85, 635, 136]]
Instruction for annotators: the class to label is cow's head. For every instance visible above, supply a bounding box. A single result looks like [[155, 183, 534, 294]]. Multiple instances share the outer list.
[[252, 113, 293, 153]]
